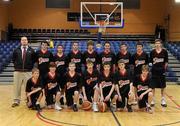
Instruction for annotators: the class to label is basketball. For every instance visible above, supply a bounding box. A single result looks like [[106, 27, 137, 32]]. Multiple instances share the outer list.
[[81, 100, 92, 111], [98, 102, 107, 112]]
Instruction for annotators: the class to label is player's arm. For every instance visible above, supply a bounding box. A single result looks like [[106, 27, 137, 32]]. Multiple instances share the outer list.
[[99, 81, 104, 102], [27, 87, 42, 97]]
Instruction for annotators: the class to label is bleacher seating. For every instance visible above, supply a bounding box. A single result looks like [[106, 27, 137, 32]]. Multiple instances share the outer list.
[[166, 42, 180, 60]]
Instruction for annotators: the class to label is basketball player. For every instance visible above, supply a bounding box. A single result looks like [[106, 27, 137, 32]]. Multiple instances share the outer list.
[[114, 60, 134, 112], [132, 43, 149, 76], [150, 39, 168, 107], [116, 43, 132, 70], [54, 44, 67, 105], [35, 41, 54, 85], [64, 62, 81, 112], [26, 68, 43, 111], [44, 62, 62, 111], [99, 41, 116, 73], [133, 65, 153, 114], [82, 60, 100, 112], [99, 62, 118, 112], [83, 40, 100, 70]]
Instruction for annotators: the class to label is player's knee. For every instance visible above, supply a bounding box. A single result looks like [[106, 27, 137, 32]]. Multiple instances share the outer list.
[[74, 91, 79, 96], [148, 92, 153, 98]]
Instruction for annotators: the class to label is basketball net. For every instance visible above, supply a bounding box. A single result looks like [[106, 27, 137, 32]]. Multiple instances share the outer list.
[[98, 21, 107, 33]]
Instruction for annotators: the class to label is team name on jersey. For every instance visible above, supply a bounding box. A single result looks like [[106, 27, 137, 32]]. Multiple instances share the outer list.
[[67, 82, 77, 89], [121, 59, 129, 63], [87, 77, 98, 84], [71, 58, 81, 63], [118, 80, 130, 88], [137, 85, 148, 92], [86, 58, 95, 62], [101, 81, 112, 88], [102, 57, 112, 63], [153, 58, 164, 64], [39, 58, 49, 64], [136, 60, 145, 66], [56, 61, 65, 67]]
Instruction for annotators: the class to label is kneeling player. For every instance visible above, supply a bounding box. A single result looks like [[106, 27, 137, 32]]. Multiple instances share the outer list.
[[133, 65, 153, 114], [64, 62, 81, 112], [82, 60, 100, 112], [26, 68, 43, 111], [44, 62, 63, 111], [99, 62, 118, 112], [114, 60, 134, 112]]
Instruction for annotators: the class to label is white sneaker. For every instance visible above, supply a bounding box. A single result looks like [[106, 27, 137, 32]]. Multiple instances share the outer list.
[[161, 98, 167, 107], [92, 103, 99, 112], [55, 103, 62, 111]]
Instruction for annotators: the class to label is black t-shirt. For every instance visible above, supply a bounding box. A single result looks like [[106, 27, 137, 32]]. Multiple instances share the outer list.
[[44, 73, 62, 89], [116, 52, 132, 69], [54, 53, 67, 75], [133, 74, 151, 93], [150, 49, 168, 75], [64, 72, 82, 91], [26, 78, 43, 92], [67, 51, 83, 73], [82, 69, 99, 90], [99, 71, 114, 92], [99, 51, 116, 72], [114, 70, 132, 94], [83, 51, 99, 69], [35, 50, 54, 75], [132, 52, 149, 75]]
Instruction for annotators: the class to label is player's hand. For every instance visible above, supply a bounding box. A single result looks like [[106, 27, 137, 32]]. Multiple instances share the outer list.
[[100, 96, 104, 102], [138, 93, 144, 100], [128, 90, 133, 96], [66, 82, 71, 89], [86, 79, 91, 85], [105, 95, 110, 102], [118, 95, 122, 101], [84, 96, 88, 101], [27, 101, 32, 107], [135, 60, 139, 66]]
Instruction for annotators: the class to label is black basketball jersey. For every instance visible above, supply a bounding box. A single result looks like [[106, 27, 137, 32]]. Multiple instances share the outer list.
[[44, 73, 61, 89], [82, 69, 99, 90], [54, 53, 67, 75], [67, 51, 83, 73], [35, 50, 54, 75], [116, 52, 132, 69], [64, 72, 82, 91], [99, 71, 114, 92], [133, 74, 151, 92], [150, 49, 168, 75], [26, 78, 43, 92], [99, 51, 116, 71], [114, 70, 132, 94], [83, 51, 99, 68], [132, 52, 149, 75]]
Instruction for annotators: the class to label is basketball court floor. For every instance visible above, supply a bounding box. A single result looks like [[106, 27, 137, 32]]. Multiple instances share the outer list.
[[0, 84, 179, 126]]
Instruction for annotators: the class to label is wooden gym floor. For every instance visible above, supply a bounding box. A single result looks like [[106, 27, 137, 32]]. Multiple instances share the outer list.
[[0, 85, 179, 126]]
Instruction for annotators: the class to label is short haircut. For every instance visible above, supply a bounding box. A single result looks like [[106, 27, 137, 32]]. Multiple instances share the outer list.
[[57, 44, 63, 48], [49, 62, 56, 68], [120, 42, 127, 47], [21, 36, 28, 40], [155, 39, 162, 43], [136, 42, 143, 47], [141, 65, 149, 71], [103, 62, 111, 67], [86, 60, 94, 65], [72, 41, 78, 45], [69, 62, 75, 66], [104, 41, 111, 46], [32, 68, 39, 73], [41, 41, 49, 46], [118, 59, 125, 64], [87, 40, 94, 47]]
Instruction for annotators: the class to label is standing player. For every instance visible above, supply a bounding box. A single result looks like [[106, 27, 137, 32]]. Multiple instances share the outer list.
[[114, 60, 134, 112], [99, 62, 118, 111], [26, 68, 43, 111], [132, 43, 149, 76], [99, 41, 116, 73], [83, 40, 99, 70], [67, 42, 83, 74], [35, 41, 54, 84], [150, 39, 168, 107], [54, 44, 67, 105], [64, 62, 82, 112], [133, 65, 153, 114], [44, 62, 62, 110], [82, 60, 100, 112], [116, 43, 132, 70]]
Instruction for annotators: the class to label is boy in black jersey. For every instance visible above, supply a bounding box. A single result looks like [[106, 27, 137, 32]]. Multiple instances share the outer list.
[[82, 60, 100, 112], [116, 43, 132, 70], [83, 40, 100, 70], [133, 65, 153, 114], [54, 44, 67, 105], [150, 39, 168, 107], [99, 62, 118, 111], [64, 62, 81, 111], [132, 43, 149, 76], [44, 62, 62, 111], [67, 42, 83, 73], [99, 42, 116, 73], [114, 60, 134, 112], [26, 68, 43, 111], [35, 41, 54, 84]]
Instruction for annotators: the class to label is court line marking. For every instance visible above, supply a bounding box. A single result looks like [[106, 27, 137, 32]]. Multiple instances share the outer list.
[[110, 108, 122, 126], [165, 93, 180, 109], [153, 120, 180, 126]]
